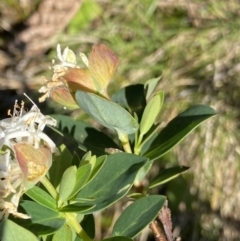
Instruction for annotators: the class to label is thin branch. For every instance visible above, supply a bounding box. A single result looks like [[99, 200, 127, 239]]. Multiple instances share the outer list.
[[149, 221, 168, 241]]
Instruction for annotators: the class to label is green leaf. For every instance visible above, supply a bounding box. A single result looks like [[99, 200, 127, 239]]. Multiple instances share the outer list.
[[143, 105, 217, 160], [73, 197, 95, 203], [69, 164, 92, 199], [52, 224, 72, 241], [80, 214, 95, 239], [127, 193, 145, 199], [140, 91, 164, 137], [58, 166, 77, 206], [19, 200, 65, 235], [88, 155, 106, 181], [134, 160, 153, 184], [72, 152, 81, 166], [51, 114, 119, 155], [81, 151, 92, 162], [144, 77, 161, 100], [49, 144, 73, 188], [135, 124, 159, 155], [19, 200, 60, 223], [111, 84, 146, 118], [59, 203, 94, 213], [102, 237, 133, 241], [75, 153, 148, 213], [0, 219, 38, 241], [26, 186, 57, 211], [75, 91, 139, 135], [149, 166, 190, 188], [112, 195, 165, 238]]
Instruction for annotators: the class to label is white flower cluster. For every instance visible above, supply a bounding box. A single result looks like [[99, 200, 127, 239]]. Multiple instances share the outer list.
[[0, 99, 58, 219], [39, 44, 88, 103]]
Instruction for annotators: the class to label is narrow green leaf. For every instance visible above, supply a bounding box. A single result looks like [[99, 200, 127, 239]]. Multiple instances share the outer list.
[[88, 155, 97, 170], [76, 153, 148, 213], [72, 152, 81, 166], [25, 219, 66, 236], [81, 151, 92, 163], [144, 76, 161, 100], [140, 91, 164, 137], [69, 164, 92, 199], [111, 84, 146, 118], [52, 224, 72, 241], [58, 166, 77, 206], [75, 91, 139, 134], [88, 155, 106, 181], [135, 124, 159, 155], [143, 105, 216, 160], [102, 237, 133, 241], [49, 144, 73, 188], [59, 203, 94, 213], [134, 160, 153, 184], [0, 219, 38, 241], [26, 186, 57, 211], [81, 214, 95, 239], [51, 114, 119, 155], [127, 193, 145, 199], [19, 200, 65, 235], [73, 197, 95, 203], [112, 195, 166, 238], [149, 166, 190, 188], [20, 200, 60, 222]]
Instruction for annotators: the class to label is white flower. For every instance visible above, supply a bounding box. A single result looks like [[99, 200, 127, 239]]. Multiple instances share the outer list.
[[0, 98, 59, 219], [55, 44, 77, 69], [39, 44, 79, 103]]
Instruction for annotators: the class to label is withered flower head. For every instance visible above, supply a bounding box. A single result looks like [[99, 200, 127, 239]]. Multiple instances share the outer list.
[[39, 44, 119, 108]]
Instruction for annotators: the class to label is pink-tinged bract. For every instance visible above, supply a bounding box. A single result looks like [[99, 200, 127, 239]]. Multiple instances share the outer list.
[[64, 68, 95, 93], [51, 86, 79, 110], [88, 44, 119, 93], [14, 143, 52, 184]]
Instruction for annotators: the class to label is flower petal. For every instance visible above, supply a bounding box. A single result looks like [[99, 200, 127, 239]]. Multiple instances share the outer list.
[[88, 44, 119, 92]]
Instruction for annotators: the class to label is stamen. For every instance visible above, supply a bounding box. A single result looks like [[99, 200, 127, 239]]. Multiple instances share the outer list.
[[20, 101, 24, 118], [12, 100, 18, 118], [23, 93, 37, 108]]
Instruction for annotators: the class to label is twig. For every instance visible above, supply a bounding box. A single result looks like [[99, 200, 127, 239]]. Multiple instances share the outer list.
[[149, 221, 168, 241], [150, 200, 181, 241]]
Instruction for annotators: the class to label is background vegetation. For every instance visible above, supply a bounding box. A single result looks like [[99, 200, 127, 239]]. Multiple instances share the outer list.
[[0, 0, 240, 240]]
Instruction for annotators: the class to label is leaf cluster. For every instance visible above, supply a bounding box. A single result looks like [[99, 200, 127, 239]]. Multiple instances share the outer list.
[[0, 77, 217, 241]]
